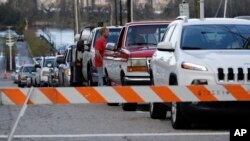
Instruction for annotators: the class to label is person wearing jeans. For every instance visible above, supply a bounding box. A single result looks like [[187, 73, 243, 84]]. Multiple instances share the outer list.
[[94, 27, 109, 86]]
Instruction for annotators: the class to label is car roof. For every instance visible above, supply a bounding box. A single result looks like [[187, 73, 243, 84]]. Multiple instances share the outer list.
[[22, 64, 35, 67], [44, 56, 56, 59], [56, 55, 64, 58], [93, 26, 123, 31], [176, 18, 250, 26], [126, 21, 171, 26]]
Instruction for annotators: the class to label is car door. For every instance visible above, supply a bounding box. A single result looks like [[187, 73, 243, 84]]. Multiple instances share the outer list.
[[82, 30, 95, 80], [154, 24, 177, 85], [106, 27, 125, 82]]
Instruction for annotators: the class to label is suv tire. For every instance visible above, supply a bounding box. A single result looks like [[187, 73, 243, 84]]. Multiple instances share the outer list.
[[150, 103, 167, 119]]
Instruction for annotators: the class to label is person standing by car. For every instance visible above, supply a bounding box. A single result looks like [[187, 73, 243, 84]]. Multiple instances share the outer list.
[[95, 27, 109, 86]]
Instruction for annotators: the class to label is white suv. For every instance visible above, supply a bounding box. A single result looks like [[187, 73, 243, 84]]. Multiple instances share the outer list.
[[151, 17, 250, 129], [35, 56, 55, 87]]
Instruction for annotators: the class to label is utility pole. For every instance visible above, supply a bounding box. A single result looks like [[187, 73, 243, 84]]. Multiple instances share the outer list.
[[74, 0, 79, 35], [200, 0, 205, 19], [115, 0, 118, 25], [119, 0, 123, 25], [224, 0, 228, 18], [127, 0, 131, 22], [6, 27, 14, 71]]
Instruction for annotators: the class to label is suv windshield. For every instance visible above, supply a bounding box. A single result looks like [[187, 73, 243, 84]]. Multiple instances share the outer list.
[[181, 25, 250, 50], [94, 28, 121, 44], [23, 66, 35, 73], [44, 59, 55, 67], [126, 24, 167, 47]]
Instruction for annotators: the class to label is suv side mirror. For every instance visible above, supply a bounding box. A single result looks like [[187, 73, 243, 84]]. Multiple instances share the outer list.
[[106, 43, 116, 51], [74, 34, 80, 41], [77, 40, 84, 51], [157, 42, 174, 52]]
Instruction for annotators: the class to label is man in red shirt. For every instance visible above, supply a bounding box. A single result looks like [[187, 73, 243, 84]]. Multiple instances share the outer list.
[[95, 27, 109, 86]]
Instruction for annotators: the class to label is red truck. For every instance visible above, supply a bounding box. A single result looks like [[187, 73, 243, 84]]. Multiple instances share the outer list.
[[104, 21, 169, 111]]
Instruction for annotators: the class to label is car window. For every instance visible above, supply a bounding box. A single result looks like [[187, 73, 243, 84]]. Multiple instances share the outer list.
[[169, 25, 179, 48], [67, 49, 72, 62], [181, 24, 250, 50], [23, 67, 35, 73], [44, 59, 55, 67], [125, 24, 167, 47], [88, 30, 95, 46], [93, 28, 121, 47], [163, 25, 176, 42]]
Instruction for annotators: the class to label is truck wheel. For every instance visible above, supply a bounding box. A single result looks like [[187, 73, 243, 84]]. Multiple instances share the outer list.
[[87, 69, 94, 86], [150, 103, 167, 119], [171, 102, 191, 129], [18, 82, 21, 87], [107, 103, 119, 106], [121, 75, 137, 111], [122, 103, 137, 111]]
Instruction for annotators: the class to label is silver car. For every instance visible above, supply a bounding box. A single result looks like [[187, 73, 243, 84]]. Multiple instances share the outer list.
[[18, 65, 35, 87]]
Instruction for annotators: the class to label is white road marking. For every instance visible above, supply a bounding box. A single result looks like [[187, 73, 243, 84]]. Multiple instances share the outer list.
[[0, 132, 229, 138]]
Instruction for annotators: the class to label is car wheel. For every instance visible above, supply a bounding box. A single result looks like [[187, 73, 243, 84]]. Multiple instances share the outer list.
[[171, 102, 191, 129], [87, 68, 94, 86], [107, 103, 119, 106], [150, 103, 167, 119], [121, 75, 137, 111], [122, 103, 137, 111], [18, 82, 21, 87]]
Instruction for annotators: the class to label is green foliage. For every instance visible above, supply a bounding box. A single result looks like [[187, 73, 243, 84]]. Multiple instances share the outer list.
[[24, 29, 51, 57], [16, 17, 26, 34]]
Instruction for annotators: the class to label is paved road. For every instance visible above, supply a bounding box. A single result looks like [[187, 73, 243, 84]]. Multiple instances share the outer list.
[[0, 105, 229, 141]]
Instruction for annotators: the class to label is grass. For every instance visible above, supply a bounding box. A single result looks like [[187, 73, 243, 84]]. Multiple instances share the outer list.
[[24, 28, 51, 57]]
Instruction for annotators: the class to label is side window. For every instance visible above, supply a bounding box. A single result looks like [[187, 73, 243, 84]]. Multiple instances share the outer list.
[[117, 27, 125, 49], [169, 25, 179, 48], [67, 49, 72, 63], [88, 31, 94, 45], [64, 50, 68, 63], [163, 25, 176, 42]]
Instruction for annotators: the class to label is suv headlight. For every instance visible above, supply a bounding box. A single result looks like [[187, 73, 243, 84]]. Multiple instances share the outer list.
[[181, 62, 208, 71], [65, 69, 71, 76], [127, 58, 147, 72]]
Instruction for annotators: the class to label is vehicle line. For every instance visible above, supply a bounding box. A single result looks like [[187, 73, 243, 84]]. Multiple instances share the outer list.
[[0, 132, 229, 138]]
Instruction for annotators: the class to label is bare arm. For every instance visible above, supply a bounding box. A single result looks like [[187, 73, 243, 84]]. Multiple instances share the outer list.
[[95, 50, 103, 61]]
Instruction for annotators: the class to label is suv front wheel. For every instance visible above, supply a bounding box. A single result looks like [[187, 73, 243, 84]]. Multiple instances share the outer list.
[[150, 103, 167, 119], [171, 102, 191, 129]]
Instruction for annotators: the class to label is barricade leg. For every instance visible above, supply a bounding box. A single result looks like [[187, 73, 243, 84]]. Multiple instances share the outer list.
[[7, 87, 34, 141]]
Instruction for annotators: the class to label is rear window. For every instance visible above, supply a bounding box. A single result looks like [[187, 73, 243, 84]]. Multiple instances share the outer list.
[[94, 28, 121, 45], [125, 24, 167, 47], [23, 66, 35, 73], [44, 59, 55, 67]]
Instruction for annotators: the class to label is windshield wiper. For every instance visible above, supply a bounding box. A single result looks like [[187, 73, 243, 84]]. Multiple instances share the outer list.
[[182, 46, 203, 50]]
